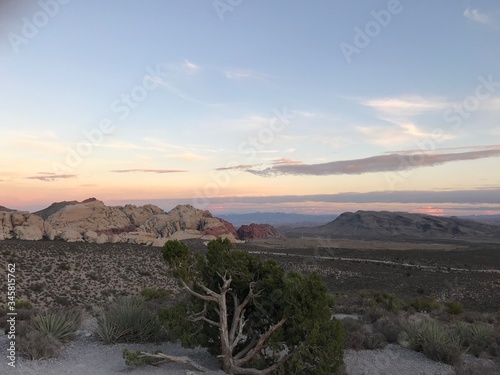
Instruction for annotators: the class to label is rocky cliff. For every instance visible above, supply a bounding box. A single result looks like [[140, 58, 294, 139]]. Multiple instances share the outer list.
[[0, 199, 240, 245], [237, 223, 285, 240]]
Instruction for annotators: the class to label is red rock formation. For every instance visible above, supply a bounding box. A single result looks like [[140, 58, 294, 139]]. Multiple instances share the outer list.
[[204, 218, 239, 239], [237, 223, 285, 240]]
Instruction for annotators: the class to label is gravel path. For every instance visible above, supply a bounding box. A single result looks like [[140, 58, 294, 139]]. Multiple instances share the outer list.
[[345, 344, 454, 375], [2, 334, 226, 375]]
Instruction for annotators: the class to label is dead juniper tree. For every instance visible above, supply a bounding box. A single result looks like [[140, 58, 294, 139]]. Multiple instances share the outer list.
[[150, 238, 344, 375]]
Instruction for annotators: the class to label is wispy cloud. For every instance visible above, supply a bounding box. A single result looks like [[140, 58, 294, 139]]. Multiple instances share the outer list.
[[236, 145, 500, 176], [224, 68, 271, 81], [357, 122, 455, 146], [27, 173, 77, 182], [183, 60, 200, 74], [362, 96, 449, 117], [464, 8, 490, 24], [357, 96, 454, 146], [111, 169, 188, 174], [216, 164, 257, 171]]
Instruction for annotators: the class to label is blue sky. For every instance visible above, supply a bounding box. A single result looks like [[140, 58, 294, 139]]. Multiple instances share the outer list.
[[1, 0, 499, 215]]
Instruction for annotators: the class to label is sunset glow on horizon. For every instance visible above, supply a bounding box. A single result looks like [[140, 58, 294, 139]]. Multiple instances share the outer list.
[[1, 1, 500, 216]]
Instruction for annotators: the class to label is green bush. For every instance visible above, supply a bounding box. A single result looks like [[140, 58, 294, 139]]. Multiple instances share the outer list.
[[96, 296, 164, 344], [140, 287, 171, 301], [410, 297, 440, 312], [16, 300, 33, 310], [445, 301, 464, 315]]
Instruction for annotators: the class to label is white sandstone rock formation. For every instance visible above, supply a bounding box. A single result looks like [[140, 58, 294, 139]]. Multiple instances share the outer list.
[[37, 200, 239, 245], [0, 211, 45, 241]]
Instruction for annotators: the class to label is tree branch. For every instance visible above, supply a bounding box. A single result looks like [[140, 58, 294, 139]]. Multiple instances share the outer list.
[[136, 351, 209, 372], [180, 280, 218, 303], [189, 301, 221, 327], [229, 281, 256, 347], [234, 317, 287, 367]]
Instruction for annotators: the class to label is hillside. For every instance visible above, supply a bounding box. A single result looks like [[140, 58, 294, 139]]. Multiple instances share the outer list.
[[0, 205, 14, 212], [287, 210, 500, 242], [33, 197, 98, 220]]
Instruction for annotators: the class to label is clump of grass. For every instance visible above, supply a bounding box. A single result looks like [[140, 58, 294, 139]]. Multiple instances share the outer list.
[[15, 299, 33, 309], [18, 329, 62, 360], [409, 297, 440, 313], [96, 296, 164, 344], [445, 300, 464, 315], [400, 317, 463, 365], [140, 287, 171, 301]]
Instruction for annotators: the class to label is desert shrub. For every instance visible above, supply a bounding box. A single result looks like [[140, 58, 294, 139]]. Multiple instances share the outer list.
[[16, 300, 33, 309], [18, 329, 62, 360], [140, 287, 171, 301], [410, 297, 440, 312], [463, 311, 487, 324], [342, 317, 386, 350], [96, 296, 164, 344], [371, 292, 402, 313], [16, 308, 35, 321], [373, 316, 400, 343], [31, 308, 82, 343], [445, 300, 465, 315], [400, 318, 463, 365], [366, 307, 388, 323]]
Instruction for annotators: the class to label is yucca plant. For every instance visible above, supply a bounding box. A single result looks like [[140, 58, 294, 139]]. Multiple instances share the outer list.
[[458, 322, 495, 357], [400, 318, 463, 364], [96, 296, 164, 344], [31, 308, 82, 343]]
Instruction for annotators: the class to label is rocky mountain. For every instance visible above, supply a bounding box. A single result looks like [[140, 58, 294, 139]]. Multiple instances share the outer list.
[[289, 211, 500, 242], [0, 199, 240, 245], [33, 198, 98, 220], [237, 223, 285, 240], [0, 205, 14, 212]]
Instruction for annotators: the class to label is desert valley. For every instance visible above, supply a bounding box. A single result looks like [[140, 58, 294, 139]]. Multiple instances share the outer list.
[[1, 199, 500, 374]]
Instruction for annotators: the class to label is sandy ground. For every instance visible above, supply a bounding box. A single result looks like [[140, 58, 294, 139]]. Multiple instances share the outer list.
[[1, 317, 481, 375]]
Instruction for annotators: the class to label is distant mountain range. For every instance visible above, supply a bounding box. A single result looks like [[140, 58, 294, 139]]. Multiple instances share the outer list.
[[461, 214, 500, 223], [218, 212, 337, 227], [0, 205, 14, 212], [285, 211, 500, 242]]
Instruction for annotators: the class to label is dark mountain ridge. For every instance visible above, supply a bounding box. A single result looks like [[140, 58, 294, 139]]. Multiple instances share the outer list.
[[286, 210, 500, 242], [33, 198, 98, 220]]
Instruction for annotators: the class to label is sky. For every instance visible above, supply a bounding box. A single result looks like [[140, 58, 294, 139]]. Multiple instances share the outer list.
[[1, 0, 499, 215]]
